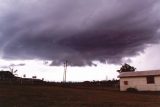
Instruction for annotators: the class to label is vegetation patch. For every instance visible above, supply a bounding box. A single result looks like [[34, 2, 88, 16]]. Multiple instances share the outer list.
[[127, 88, 138, 92]]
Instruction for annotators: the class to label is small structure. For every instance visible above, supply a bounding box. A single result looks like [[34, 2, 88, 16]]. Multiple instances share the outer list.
[[0, 71, 44, 85], [118, 70, 160, 91], [0, 71, 16, 80]]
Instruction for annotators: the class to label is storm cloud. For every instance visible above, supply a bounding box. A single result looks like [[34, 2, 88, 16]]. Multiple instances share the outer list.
[[0, 0, 160, 66]]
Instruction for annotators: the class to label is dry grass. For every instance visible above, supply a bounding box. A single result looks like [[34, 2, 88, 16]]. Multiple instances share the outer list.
[[0, 84, 160, 107]]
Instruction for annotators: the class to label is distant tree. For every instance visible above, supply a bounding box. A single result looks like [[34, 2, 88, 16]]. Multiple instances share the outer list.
[[8, 66, 18, 76], [23, 74, 26, 78], [32, 76, 37, 79], [117, 63, 136, 73]]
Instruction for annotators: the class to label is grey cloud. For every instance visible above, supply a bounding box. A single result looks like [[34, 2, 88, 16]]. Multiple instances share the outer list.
[[9, 63, 26, 67], [0, 0, 160, 66], [0, 63, 25, 69]]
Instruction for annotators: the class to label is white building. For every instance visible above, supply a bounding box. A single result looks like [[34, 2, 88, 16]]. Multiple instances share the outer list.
[[118, 70, 160, 91]]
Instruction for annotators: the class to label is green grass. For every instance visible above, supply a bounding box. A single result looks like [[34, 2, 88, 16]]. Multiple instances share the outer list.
[[0, 84, 160, 107]]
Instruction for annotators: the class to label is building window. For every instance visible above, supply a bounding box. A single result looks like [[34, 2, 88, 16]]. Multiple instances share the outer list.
[[124, 81, 128, 85], [146, 76, 155, 84]]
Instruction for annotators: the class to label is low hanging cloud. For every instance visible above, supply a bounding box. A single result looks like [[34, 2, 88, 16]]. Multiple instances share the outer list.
[[0, 63, 25, 69], [0, 0, 160, 66]]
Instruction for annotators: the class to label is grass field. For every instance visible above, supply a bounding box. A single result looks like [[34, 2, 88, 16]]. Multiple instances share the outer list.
[[0, 84, 160, 107]]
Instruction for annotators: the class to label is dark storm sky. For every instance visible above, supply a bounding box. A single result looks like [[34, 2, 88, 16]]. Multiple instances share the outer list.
[[0, 0, 160, 66]]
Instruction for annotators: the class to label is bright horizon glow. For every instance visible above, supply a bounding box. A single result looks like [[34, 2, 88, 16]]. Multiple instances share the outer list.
[[0, 44, 160, 82], [0, 59, 120, 82]]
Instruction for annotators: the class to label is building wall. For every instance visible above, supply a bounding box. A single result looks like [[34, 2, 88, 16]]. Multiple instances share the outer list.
[[120, 76, 160, 91]]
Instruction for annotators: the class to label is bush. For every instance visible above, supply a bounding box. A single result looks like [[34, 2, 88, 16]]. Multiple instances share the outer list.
[[127, 88, 138, 92]]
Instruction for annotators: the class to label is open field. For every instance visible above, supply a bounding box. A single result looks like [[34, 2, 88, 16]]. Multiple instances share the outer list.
[[0, 84, 160, 107]]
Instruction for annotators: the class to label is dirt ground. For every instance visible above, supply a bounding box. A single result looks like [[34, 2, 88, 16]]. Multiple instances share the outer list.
[[0, 84, 160, 107]]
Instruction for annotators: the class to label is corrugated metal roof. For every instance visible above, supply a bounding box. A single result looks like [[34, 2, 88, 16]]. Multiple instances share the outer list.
[[118, 70, 160, 78]]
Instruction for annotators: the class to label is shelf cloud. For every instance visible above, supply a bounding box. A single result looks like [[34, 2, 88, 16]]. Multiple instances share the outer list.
[[0, 0, 160, 66]]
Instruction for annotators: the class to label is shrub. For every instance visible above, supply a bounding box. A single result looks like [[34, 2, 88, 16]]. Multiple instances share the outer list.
[[127, 88, 138, 92]]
